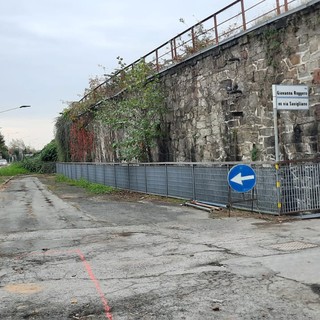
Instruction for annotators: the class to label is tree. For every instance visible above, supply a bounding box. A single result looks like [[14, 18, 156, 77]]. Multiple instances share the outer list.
[[0, 131, 8, 159], [8, 139, 35, 161], [40, 140, 58, 162]]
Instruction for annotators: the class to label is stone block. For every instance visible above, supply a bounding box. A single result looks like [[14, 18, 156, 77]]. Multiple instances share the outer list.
[[310, 38, 319, 54], [289, 54, 301, 66], [299, 34, 309, 44], [302, 51, 311, 63], [263, 136, 275, 148], [312, 68, 320, 84], [259, 127, 275, 137], [298, 64, 310, 79]]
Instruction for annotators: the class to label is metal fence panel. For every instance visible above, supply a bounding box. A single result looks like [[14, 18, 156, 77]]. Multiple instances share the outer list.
[[104, 165, 116, 187], [95, 165, 105, 185], [76, 165, 82, 180], [129, 165, 146, 193], [280, 162, 320, 214], [194, 165, 229, 205], [115, 165, 129, 189], [87, 164, 96, 183], [255, 166, 278, 213], [81, 164, 88, 180], [56, 161, 320, 215], [167, 165, 194, 199], [146, 165, 167, 195]]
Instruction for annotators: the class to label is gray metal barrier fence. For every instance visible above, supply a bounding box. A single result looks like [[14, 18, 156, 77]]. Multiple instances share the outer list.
[[56, 162, 279, 214], [280, 161, 320, 214], [56, 161, 320, 215]]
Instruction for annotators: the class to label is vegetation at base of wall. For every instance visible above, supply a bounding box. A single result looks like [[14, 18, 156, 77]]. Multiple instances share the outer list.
[[0, 163, 30, 176], [55, 174, 116, 194], [14, 140, 58, 174], [19, 158, 55, 174]]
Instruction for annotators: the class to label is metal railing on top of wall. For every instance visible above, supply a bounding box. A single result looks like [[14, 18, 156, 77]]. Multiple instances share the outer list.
[[79, 0, 303, 105]]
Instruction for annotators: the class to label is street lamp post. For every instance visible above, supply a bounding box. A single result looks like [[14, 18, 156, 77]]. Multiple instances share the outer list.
[[0, 105, 31, 114]]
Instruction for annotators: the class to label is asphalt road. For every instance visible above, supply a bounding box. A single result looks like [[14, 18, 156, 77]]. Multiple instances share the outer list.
[[1, 175, 320, 319]]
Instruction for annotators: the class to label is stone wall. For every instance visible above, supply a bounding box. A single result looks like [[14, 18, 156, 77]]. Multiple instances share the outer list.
[[159, 1, 320, 162]]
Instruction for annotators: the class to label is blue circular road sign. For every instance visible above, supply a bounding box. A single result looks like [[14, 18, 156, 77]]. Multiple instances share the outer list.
[[228, 164, 256, 193]]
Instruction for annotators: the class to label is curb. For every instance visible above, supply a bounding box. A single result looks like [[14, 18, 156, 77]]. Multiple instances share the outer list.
[[0, 176, 14, 189]]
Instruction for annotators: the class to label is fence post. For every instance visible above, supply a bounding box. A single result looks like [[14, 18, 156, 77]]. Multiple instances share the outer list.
[[214, 15, 219, 44], [155, 49, 160, 71], [171, 39, 177, 60], [284, 0, 288, 12], [165, 164, 168, 197], [114, 164, 117, 188], [128, 163, 130, 190], [144, 164, 148, 194], [191, 27, 196, 52], [276, 0, 281, 14], [192, 164, 196, 200], [240, 0, 247, 31], [275, 163, 282, 215]]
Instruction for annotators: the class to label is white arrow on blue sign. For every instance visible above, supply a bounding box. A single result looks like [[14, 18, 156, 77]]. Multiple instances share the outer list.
[[228, 164, 256, 193]]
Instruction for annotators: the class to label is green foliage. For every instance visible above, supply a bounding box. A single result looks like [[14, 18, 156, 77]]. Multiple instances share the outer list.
[[0, 163, 29, 176], [99, 58, 165, 162], [40, 140, 58, 162], [54, 58, 165, 163], [0, 132, 8, 160], [55, 174, 116, 194], [20, 158, 55, 174], [262, 27, 283, 68], [251, 144, 260, 161], [55, 115, 72, 162]]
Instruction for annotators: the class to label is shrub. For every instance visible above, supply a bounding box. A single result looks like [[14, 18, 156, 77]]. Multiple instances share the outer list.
[[40, 140, 58, 162]]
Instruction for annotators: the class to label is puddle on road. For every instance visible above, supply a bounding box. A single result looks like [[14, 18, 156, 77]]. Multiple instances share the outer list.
[[4, 283, 43, 294]]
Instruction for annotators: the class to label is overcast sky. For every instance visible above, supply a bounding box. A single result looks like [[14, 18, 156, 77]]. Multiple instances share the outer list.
[[0, 0, 291, 149]]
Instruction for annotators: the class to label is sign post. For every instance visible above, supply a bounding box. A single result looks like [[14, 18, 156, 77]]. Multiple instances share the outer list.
[[272, 84, 309, 161], [272, 84, 309, 214]]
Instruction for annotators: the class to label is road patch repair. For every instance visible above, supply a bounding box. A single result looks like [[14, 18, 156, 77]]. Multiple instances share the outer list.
[[8, 248, 113, 319], [4, 283, 43, 294]]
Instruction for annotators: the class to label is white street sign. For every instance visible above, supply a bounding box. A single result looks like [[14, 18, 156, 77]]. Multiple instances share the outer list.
[[272, 85, 309, 110]]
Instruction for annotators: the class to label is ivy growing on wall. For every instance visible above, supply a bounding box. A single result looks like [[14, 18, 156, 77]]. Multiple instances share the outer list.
[[97, 58, 165, 162], [55, 58, 165, 163]]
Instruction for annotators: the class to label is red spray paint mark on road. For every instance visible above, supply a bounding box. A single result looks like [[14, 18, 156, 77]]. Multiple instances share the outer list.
[[75, 249, 113, 320], [17, 249, 113, 320]]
